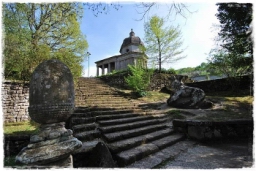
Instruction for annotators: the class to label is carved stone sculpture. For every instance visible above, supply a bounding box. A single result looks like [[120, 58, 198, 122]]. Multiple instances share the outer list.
[[16, 59, 82, 167], [167, 75, 213, 109]]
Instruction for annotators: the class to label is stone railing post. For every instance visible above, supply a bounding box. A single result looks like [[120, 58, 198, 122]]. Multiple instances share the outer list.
[[16, 59, 82, 168]]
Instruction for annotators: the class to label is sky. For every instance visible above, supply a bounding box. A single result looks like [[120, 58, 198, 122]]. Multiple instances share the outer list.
[[0, 0, 252, 78], [81, 0, 220, 77]]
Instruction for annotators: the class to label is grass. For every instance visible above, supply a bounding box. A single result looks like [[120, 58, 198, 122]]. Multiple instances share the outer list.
[[4, 121, 40, 135], [194, 92, 253, 121], [166, 110, 186, 119], [4, 156, 23, 167], [135, 91, 170, 102], [194, 110, 253, 121], [225, 96, 253, 104]]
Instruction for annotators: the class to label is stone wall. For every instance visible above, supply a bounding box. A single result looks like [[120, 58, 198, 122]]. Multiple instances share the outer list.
[[1, 81, 30, 123], [2, 75, 252, 123], [101, 73, 253, 93], [173, 119, 254, 141], [186, 75, 253, 93], [100, 72, 129, 89], [100, 73, 192, 91]]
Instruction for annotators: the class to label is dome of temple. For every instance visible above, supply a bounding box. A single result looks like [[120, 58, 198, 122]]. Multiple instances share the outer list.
[[119, 29, 144, 53]]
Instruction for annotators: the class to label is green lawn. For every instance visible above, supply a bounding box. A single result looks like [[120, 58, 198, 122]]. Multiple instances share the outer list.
[[4, 121, 40, 135]]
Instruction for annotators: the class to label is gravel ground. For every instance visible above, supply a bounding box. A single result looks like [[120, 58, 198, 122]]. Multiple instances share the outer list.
[[161, 139, 254, 169]]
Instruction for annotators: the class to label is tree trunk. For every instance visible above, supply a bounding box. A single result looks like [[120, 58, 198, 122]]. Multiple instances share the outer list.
[[157, 38, 161, 73]]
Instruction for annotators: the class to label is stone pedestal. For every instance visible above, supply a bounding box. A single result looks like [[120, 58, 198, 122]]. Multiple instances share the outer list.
[[16, 122, 81, 166]]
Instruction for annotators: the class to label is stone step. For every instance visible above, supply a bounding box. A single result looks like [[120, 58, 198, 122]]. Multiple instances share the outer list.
[[75, 105, 137, 110], [75, 105, 138, 110], [74, 140, 99, 154], [126, 140, 196, 169], [81, 97, 130, 101], [75, 97, 131, 102], [75, 99, 131, 104], [74, 130, 101, 141], [77, 79, 108, 83], [91, 109, 140, 116], [99, 118, 168, 133], [74, 107, 139, 113], [71, 117, 96, 125], [77, 84, 108, 87], [103, 124, 168, 142], [78, 101, 132, 106], [75, 102, 136, 107], [73, 110, 136, 118], [72, 123, 97, 133], [96, 113, 141, 121], [76, 87, 111, 90], [75, 92, 120, 96], [76, 93, 123, 97], [115, 133, 185, 167], [98, 114, 166, 126]]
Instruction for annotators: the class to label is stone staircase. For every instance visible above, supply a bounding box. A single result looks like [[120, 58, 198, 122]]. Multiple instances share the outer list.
[[71, 77, 189, 168]]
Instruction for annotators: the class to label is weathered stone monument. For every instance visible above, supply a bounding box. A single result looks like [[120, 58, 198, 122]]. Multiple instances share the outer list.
[[167, 75, 213, 109], [16, 59, 82, 168]]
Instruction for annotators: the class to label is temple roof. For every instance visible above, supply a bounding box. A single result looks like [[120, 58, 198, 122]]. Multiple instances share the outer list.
[[119, 29, 143, 53]]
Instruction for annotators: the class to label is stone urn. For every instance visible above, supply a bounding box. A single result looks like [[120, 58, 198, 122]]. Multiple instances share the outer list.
[[16, 59, 82, 167]]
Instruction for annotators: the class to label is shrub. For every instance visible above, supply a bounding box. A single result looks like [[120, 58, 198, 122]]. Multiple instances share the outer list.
[[125, 64, 153, 97]]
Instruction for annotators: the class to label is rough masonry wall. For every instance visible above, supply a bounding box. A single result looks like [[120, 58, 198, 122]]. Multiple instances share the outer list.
[[100, 73, 192, 91], [2, 81, 30, 123], [2, 75, 252, 123], [186, 75, 253, 93]]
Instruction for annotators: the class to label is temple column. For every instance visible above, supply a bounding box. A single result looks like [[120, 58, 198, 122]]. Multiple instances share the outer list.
[[96, 66, 99, 77], [102, 65, 105, 75], [108, 63, 111, 73]]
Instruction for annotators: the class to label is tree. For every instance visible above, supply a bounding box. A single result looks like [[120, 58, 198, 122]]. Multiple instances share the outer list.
[[135, 2, 192, 21], [3, 3, 88, 81], [144, 15, 186, 72], [216, 3, 253, 55], [213, 3, 253, 73], [83, 2, 122, 17], [207, 3, 253, 90]]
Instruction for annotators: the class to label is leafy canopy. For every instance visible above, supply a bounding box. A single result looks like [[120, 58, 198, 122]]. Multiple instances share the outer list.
[[3, 3, 88, 81], [216, 3, 253, 56], [207, 3, 253, 91], [144, 15, 186, 72]]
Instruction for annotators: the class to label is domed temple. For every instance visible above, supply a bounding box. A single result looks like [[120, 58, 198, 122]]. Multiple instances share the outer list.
[[95, 29, 148, 76]]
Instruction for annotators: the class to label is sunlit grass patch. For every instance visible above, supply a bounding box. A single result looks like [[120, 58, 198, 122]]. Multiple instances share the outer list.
[[166, 110, 186, 119], [138, 91, 170, 102], [4, 121, 40, 135], [225, 96, 253, 104]]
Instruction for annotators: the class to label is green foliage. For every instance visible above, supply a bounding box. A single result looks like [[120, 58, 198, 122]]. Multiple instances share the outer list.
[[166, 110, 186, 119], [207, 3, 253, 89], [4, 156, 23, 167], [216, 3, 253, 57], [175, 62, 221, 77], [144, 15, 186, 72], [208, 49, 251, 91], [125, 64, 153, 97], [159, 68, 176, 74], [3, 3, 88, 81]]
